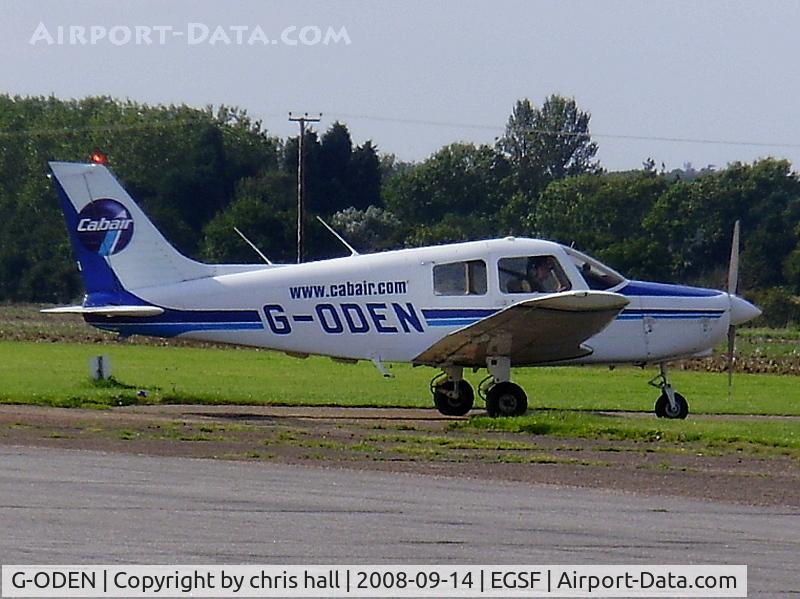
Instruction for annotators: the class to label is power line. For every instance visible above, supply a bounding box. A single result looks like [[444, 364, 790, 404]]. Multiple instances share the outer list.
[[0, 119, 205, 139], [2, 110, 799, 151], [321, 111, 800, 150]]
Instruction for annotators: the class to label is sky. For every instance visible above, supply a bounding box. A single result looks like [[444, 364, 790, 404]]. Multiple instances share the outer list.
[[2, 0, 799, 172]]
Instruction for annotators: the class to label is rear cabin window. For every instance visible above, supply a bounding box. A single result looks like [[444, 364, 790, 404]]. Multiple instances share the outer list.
[[433, 260, 487, 295], [498, 255, 572, 294]]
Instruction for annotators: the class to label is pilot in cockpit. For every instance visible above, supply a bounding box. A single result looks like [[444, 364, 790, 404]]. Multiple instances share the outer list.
[[527, 256, 565, 293]]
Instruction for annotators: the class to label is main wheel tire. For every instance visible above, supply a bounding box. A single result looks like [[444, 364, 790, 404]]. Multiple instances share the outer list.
[[433, 380, 474, 416], [654, 391, 689, 419], [485, 382, 528, 417]]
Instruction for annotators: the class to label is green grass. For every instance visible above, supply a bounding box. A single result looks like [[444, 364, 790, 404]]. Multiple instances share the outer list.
[[740, 327, 800, 341], [729, 327, 800, 361], [1, 340, 799, 415], [458, 411, 800, 453], [365, 433, 542, 451]]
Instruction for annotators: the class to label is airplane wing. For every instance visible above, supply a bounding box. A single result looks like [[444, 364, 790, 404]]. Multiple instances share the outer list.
[[414, 291, 629, 366], [41, 305, 165, 317]]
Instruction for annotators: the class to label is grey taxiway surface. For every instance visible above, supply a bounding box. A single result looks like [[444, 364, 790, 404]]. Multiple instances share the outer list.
[[0, 446, 797, 595]]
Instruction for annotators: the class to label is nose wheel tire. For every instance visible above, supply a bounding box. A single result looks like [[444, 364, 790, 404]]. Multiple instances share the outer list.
[[433, 380, 474, 416], [655, 392, 689, 419], [485, 382, 528, 417]]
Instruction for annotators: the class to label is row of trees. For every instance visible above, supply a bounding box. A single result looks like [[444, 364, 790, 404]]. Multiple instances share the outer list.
[[0, 94, 798, 324]]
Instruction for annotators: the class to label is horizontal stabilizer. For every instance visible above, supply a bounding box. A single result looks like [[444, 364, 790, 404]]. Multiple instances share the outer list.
[[41, 305, 165, 317]]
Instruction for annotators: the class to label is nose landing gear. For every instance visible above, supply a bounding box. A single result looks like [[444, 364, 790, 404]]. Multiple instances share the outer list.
[[649, 364, 689, 419]]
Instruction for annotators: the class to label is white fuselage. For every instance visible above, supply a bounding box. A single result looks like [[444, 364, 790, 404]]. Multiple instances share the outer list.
[[89, 238, 735, 367]]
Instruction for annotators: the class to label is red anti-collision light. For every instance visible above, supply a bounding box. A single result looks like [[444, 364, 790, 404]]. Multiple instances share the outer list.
[[90, 151, 108, 165]]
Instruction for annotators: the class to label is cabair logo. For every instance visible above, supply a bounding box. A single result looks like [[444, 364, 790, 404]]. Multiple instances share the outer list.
[[75, 199, 134, 256]]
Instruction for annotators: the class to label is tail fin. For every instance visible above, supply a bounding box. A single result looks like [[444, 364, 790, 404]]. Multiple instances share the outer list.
[[50, 161, 214, 304]]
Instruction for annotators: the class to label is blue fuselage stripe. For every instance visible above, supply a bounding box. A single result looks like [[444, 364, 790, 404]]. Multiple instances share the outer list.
[[102, 322, 263, 328], [92, 321, 264, 337], [422, 308, 497, 328], [421, 304, 726, 328], [619, 281, 723, 298], [86, 307, 264, 337], [426, 318, 480, 327], [424, 313, 724, 328], [422, 308, 498, 319]]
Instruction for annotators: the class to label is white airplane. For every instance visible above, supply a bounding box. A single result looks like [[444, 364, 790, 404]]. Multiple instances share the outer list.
[[44, 160, 761, 419]]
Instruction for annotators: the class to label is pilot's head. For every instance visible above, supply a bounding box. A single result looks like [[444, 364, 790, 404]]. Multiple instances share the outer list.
[[530, 256, 554, 276]]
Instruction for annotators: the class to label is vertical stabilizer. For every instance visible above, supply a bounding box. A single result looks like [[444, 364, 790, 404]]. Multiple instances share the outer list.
[[50, 162, 213, 300]]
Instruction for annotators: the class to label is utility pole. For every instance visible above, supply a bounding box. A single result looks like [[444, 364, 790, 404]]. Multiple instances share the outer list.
[[288, 112, 321, 263]]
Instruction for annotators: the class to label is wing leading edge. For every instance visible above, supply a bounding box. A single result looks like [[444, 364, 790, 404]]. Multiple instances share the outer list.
[[414, 291, 629, 367]]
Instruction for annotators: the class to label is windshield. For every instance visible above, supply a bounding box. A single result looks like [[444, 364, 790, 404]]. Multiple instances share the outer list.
[[562, 246, 626, 291]]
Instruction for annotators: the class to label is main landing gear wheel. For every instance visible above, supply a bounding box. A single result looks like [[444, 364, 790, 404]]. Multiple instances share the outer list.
[[485, 382, 528, 418], [655, 392, 689, 419], [433, 379, 474, 416]]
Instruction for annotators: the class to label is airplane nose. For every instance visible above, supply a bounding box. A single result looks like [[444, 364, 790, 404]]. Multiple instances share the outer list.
[[730, 295, 762, 325]]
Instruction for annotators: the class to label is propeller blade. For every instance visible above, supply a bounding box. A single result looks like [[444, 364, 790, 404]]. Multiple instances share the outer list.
[[728, 220, 740, 295], [726, 220, 741, 401], [727, 324, 736, 400]]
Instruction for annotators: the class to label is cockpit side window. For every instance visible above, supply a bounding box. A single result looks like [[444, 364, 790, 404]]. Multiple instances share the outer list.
[[498, 255, 572, 294], [563, 247, 625, 290], [433, 260, 487, 295]]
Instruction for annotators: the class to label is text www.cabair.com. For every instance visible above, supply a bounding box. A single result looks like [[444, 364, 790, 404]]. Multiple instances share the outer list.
[[289, 280, 408, 299]]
